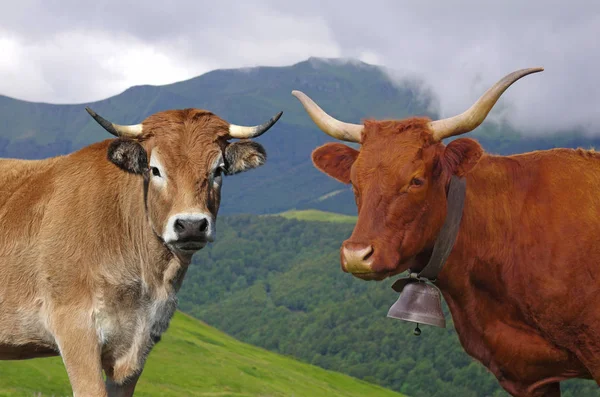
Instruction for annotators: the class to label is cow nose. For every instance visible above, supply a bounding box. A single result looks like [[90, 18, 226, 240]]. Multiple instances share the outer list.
[[341, 242, 374, 273], [174, 217, 209, 241]]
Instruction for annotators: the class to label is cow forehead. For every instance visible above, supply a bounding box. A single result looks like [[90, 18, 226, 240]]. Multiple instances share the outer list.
[[143, 108, 230, 142], [352, 119, 433, 183], [144, 109, 229, 171], [143, 108, 229, 127], [151, 141, 223, 174], [361, 118, 433, 147]]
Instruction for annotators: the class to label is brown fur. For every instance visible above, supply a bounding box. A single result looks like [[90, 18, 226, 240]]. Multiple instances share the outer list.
[[0, 108, 269, 396], [312, 117, 600, 397]]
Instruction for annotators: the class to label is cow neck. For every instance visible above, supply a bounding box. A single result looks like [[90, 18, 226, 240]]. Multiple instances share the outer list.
[[393, 175, 467, 290]]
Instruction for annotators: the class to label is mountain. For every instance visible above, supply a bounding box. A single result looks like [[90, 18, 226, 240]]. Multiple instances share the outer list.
[[0, 57, 432, 216], [1, 57, 598, 216], [0, 311, 403, 397], [177, 213, 600, 397]]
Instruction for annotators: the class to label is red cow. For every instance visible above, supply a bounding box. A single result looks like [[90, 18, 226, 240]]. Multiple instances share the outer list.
[[293, 68, 600, 397]]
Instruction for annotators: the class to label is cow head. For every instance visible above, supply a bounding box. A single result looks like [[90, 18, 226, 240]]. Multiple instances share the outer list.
[[293, 68, 542, 280], [86, 107, 282, 256]]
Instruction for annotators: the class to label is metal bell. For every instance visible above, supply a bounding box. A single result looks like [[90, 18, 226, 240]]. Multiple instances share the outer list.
[[387, 279, 446, 328]]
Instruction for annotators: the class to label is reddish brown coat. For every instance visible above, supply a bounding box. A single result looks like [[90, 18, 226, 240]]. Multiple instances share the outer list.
[[313, 118, 600, 397]]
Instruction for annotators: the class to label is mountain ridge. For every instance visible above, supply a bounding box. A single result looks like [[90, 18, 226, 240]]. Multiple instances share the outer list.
[[0, 57, 598, 216]]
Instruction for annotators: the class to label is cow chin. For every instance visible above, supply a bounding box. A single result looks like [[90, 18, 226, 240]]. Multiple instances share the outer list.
[[345, 252, 414, 281], [169, 241, 208, 257], [349, 264, 406, 281], [352, 271, 393, 281]]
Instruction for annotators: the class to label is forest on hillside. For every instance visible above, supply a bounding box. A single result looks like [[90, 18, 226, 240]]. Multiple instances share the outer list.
[[178, 215, 600, 397]]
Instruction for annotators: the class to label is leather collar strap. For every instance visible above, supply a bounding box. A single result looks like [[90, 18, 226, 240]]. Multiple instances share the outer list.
[[392, 175, 467, 291]]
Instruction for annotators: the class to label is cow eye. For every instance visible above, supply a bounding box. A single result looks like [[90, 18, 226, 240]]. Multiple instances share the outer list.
[[213, 165, 225, 186], [151, 167, 161, 177], [411, 177, 424, 186]]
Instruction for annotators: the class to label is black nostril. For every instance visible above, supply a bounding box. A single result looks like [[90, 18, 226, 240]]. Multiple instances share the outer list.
[[363, 246, 374, 261], [198, 218, 208, 232], [174, 219, 185, 232], [173, 217, 211, 242]]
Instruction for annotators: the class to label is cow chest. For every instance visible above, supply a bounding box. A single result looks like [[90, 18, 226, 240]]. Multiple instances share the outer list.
[[95, 259, 187, 378]]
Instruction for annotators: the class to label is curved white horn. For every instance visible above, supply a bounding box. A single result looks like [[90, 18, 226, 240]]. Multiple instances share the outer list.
[[291, 90, 363, 143], [429, 67, 544, 141], [85, 107, 143, 138], [228, 111, 283, 139]]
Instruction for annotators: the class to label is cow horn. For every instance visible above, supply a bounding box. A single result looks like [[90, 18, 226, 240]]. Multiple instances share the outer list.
[[228, 111, 284, 139], [429, 67, 544, 141], [85, 107, 143, 138], [291, 90, 363, 143]]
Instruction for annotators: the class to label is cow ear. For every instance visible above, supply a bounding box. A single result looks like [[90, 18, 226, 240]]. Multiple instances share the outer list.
[[224, 141, 266, 175], [312, 143, 359, 184], [441, 138, 483, 177], [107, 138, 148, 175]]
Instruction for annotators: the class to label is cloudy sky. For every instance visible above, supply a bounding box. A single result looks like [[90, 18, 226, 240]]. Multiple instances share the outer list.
[[0, 1, 598, 134]]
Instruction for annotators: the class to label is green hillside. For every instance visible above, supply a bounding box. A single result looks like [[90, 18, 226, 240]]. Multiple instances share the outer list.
[[1, 57, 598, 216], [0, 312, 403, 397], [178, 215, 600, 397], [276, 209, 358, 224]]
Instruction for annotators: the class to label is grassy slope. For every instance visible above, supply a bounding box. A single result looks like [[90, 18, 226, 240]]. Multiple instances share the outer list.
[[276, 209, 358, 224], [0, 312, 403, 397]]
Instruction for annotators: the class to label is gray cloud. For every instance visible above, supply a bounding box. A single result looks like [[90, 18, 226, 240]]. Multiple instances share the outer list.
[[273, 1, 600, 135], [0, 0, 341, 103], [0, 1, 598, 134]]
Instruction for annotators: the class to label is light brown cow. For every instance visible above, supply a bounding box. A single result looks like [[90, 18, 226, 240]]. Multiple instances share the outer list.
[[294, 69, 600, 396], [0, 107, 282, 396]]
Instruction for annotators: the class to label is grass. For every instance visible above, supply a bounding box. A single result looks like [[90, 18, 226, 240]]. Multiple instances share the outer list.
[[0, 312, 402, 397], [276, 209, 357, 224]]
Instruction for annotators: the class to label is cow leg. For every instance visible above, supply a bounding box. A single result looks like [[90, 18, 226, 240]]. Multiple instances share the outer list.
[[51, 310, 107, 397], [105, 371, 142, 397]]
